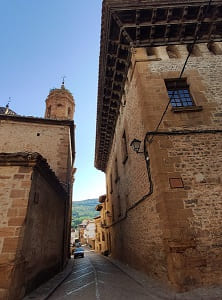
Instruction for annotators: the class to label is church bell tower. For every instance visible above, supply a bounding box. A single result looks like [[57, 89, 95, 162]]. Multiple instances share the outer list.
[[45, 82, 75, 120]]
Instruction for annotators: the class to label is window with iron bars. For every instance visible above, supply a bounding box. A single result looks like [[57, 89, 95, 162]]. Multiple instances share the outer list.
[[165, 78, 195, 108]]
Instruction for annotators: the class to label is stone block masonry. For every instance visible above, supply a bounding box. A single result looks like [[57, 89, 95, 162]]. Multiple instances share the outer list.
[[0, 119, 72, 184], [146, 131, 222, 289], [102, 44, 222, 291], [0, 82, 75, 298], [0, 160, 32, 299], [0, 153, 68, 299]]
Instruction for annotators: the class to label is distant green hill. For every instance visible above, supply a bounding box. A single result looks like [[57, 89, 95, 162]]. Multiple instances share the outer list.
[[72, 198, 100, 228]]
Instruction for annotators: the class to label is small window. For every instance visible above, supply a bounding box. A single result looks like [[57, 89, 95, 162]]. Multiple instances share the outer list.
[[106, 184, 109, 196], [34, 192, 39, 204], [122, 93, 126, 106], [118, 195, 122, 218], [112, 205, 115, 222], [122, 131, 128, 164], [165, 79, 195, 108], [146, 47, 155, 56], [110, 173, 113, 194], [114, 157, 119, 183], [47, 106, 51, 118], [68, 107, 71, 117]]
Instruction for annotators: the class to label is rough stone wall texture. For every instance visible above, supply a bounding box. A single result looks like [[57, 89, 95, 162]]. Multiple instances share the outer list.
[[165, 133, 222, 287], [87, 238, 95, 250], [105, 43, 222, 290], [20, 167, 66, 296], [0, 165, 32, 299], [146, 132, 222, 290], [139, 43, 222, 131], [106, 48, 167, 282], [0, 163, 66, 299], [95, 207, 109, 254], [95, 218, 102, 253], [0, 121, 72, 184], [79, 228, 87, 246]]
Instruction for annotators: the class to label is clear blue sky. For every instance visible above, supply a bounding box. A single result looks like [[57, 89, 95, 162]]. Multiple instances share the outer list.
[[0, 0, 105, 201]]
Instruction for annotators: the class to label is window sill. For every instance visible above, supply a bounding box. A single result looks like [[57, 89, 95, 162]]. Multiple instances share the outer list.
[[172, 106, 203, 113]]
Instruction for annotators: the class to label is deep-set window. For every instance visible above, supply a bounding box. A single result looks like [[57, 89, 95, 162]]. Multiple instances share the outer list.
[[118, 195, 122, 218], [112, 205, 115, 222], [122, 130, 128, 164], [68, 107, 71, 117], [114, 157, 119, 183], [165, 79, 195, 108], [106, 185, 109, 197], [47, 106, 51, 118], [110, 173, 113, 194]]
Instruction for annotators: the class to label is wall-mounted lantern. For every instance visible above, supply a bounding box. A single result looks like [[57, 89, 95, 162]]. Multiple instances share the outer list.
[[130, 138, 143, 153]]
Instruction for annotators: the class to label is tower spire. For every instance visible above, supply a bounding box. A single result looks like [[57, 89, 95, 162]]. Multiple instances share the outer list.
[[61, 76, 66, 89], [5, 97, 11, 114]]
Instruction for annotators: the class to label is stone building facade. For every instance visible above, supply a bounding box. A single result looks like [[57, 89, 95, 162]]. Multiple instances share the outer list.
[[78, 219, 96, 249], [95, 195, 110, 254], [95, 0, 222, 291], [78, 219, 88, 245], [84, 220, 96, 249], [0, 84, 75, 299], [94, 216, 102, 253]]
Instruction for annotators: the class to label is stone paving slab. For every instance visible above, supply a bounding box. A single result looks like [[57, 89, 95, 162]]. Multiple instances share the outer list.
[[23, 259, 74, 300]]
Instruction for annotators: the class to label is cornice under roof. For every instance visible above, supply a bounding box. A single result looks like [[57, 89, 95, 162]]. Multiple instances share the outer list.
[[95, 0, 222, 172]]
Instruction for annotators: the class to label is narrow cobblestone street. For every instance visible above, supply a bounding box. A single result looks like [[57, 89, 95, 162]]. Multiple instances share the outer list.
[[47, 248, 222, 300], [49, 248, 161, 300]]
